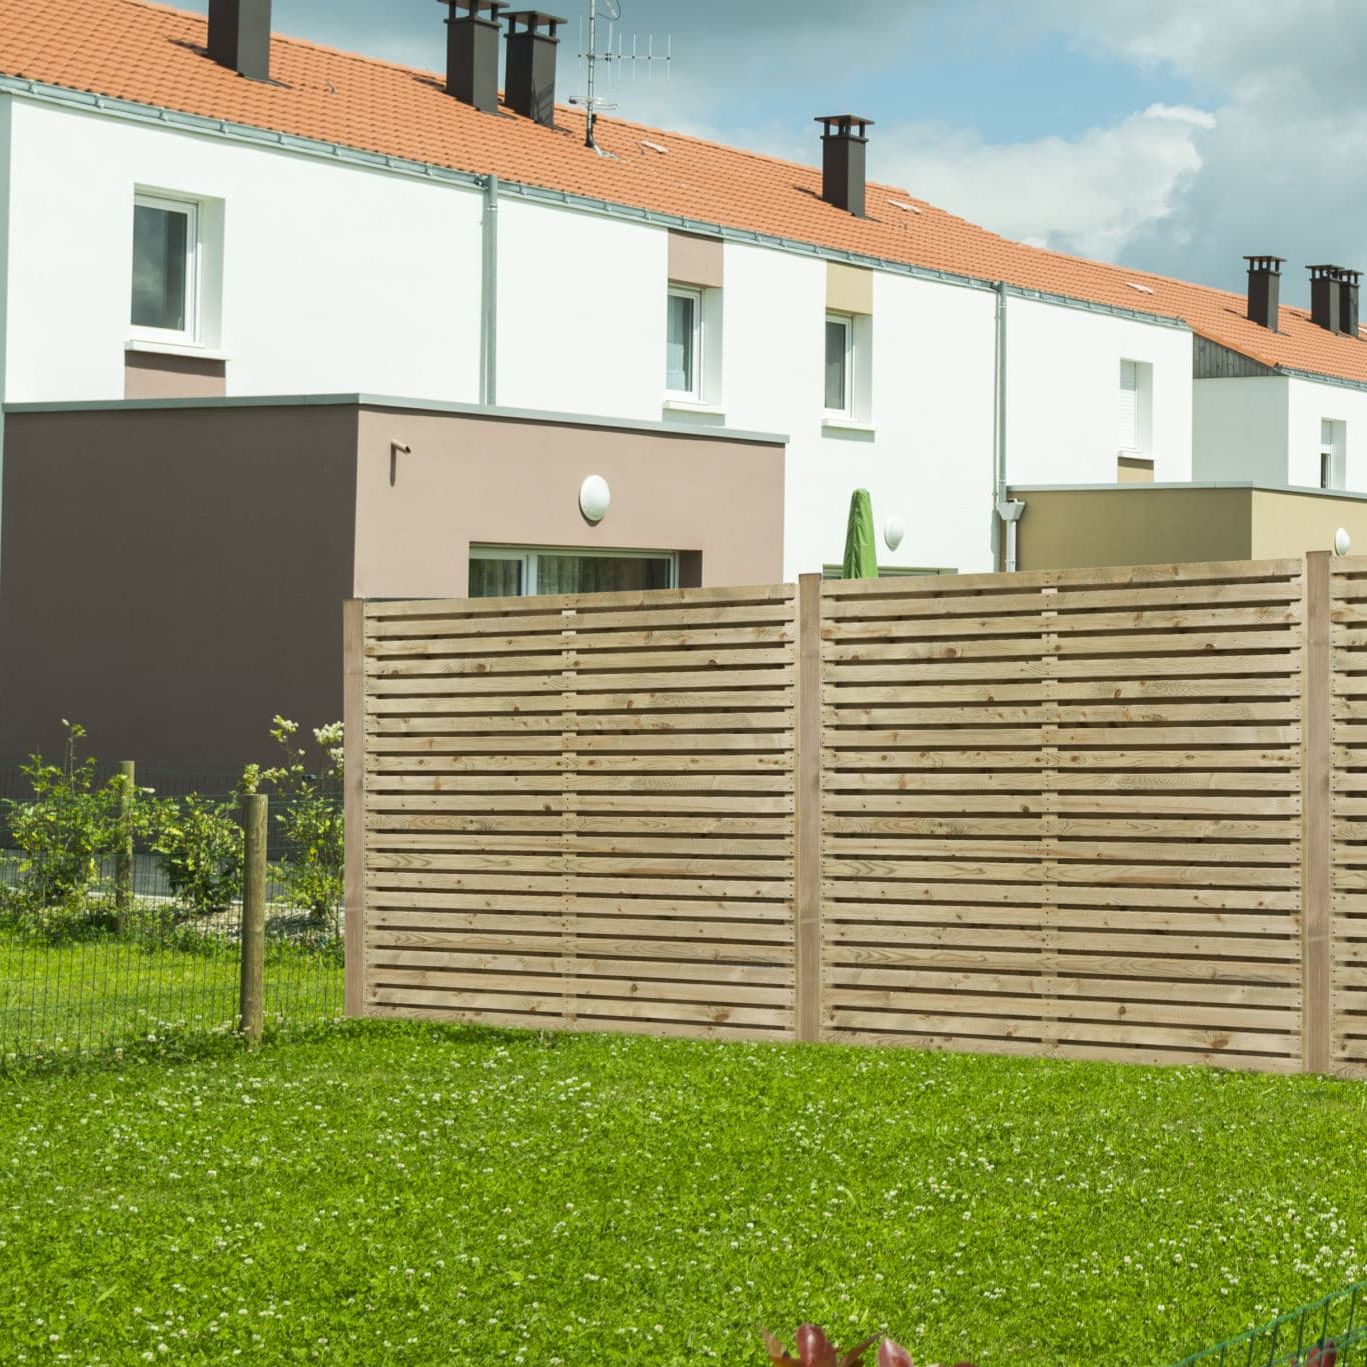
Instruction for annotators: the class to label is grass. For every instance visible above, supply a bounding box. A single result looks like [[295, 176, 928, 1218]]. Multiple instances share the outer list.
[[3, 1024, 1367, 1365], [0, 929, 343, 1068]]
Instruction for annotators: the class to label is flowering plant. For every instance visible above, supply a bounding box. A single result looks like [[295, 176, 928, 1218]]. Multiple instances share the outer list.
[[762, 1324, 973, 1367]]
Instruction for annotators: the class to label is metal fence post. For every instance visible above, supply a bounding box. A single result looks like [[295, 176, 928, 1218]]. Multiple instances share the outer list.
[[114, 759, 135, 926], [240, 793, 267, 1045]]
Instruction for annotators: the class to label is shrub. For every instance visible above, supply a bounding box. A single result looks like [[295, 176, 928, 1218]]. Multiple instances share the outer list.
[[245, 717, 344, 928], [151, 794, 244, 917], [0, 722, 152, 932]]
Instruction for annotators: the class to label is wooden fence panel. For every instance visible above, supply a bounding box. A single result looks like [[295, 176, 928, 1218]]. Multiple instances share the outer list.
[[349, 555, 1366, 1075], [1331, 560, 1367, 1077], [359, 585, 797, 1041], [821, 560, 1306, 1071]]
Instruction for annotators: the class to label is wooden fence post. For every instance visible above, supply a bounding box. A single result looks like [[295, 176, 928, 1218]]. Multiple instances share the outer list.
[[795, 574, 824, 1043], [1302, 550, 1333, 1074], [343, 599, 367, 1019], [114, 760, 135, 927], [239, 793, 267, 1046]]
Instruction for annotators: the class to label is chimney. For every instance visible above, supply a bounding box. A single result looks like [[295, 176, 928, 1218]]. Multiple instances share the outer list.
[[1244, 255, 1283, 331], [443, 0, 506, 113], [1310, 264, 1343, 334], [816, 115, 874, 218], [504, 11, 564, 127], [207, 0, 273, 82], [1340, 268, 1361, 338]]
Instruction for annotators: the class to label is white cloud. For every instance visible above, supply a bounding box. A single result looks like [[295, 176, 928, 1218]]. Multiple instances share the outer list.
[[873, 104, 1212, 264]]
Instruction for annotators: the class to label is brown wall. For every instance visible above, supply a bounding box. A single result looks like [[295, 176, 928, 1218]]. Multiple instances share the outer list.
[[0, 405, 356, 769], [352, 407, 785, 599], [1012, 486, 1253, 570], [124, 350, 228, 400]]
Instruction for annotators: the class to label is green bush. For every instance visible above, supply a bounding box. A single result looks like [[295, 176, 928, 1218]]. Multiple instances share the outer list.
[[0, 722, 152, 934], [151, 794, 244, 918], [244, 717, 344, 928]]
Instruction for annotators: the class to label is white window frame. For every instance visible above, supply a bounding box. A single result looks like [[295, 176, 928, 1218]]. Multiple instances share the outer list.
[[1118, 357, 1153, 459], [470, 545, 679, 597], [130, 191, 201, 347], [1321, 418, 1347, 491], [825, 312, 854, 417], [666, 285, 704, 401]]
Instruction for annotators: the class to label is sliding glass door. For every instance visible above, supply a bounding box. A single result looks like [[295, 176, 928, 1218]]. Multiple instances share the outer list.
[[469, 547, 677, 599]]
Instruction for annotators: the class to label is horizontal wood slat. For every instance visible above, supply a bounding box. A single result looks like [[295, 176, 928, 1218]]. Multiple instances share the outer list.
[[357, 584, 798, 1040], [345, 557, 1367, 1076]]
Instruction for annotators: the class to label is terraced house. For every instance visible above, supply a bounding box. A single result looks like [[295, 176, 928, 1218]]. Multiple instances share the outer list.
[[2, 0, 1367, 764]]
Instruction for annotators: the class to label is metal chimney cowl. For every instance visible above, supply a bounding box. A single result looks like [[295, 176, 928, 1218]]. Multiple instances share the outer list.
[[504, 11, 564, 127], [445, 0, 506, 113], [207, 0, 273, 81], [1244, 255, 1283, 332], [1310, 264, 1344, 334], [816, 114, 874, 218]]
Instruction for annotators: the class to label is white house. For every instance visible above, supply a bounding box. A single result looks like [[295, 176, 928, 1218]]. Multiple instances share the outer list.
[[0, 0, 1361, 590]]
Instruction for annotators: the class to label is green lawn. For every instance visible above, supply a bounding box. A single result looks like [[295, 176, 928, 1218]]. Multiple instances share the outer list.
[[3, 1024, 1366, 1365], [0, 931, 343, 1065]]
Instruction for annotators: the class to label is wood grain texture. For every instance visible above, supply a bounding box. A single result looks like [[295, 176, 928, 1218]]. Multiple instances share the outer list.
[[359, 584, 798, 1039], [355, 557, 1359, 1073]]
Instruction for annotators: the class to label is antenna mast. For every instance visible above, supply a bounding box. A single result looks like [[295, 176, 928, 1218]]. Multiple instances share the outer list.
[[570, 0, 671, 154]]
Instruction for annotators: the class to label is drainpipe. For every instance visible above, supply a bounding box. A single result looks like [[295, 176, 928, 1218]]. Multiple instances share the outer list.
[[480, 172, 499, 406], [992, 279, 1025, 571]]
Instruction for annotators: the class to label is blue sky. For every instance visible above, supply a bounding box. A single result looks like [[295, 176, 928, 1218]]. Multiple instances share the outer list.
[[180, 1, 1367, 298]]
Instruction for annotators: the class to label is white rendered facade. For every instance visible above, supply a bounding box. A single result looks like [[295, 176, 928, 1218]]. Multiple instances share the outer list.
[[0, 85, 1202, 578], [1194, 375, 1367, 493]]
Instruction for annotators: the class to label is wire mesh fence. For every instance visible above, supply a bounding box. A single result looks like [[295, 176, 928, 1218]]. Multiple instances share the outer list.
[[0, 761, 344, 1069], [1173, 1281, 1367, 1366]]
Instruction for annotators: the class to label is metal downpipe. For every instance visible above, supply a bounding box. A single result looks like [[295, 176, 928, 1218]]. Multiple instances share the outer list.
[[480, 172, 499, 406]]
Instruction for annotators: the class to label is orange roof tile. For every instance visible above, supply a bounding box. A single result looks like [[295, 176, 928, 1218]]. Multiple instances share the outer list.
[[6, 0, 1367, 388]]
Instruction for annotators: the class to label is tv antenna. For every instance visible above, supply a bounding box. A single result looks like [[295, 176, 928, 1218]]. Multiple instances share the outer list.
[[568, 0, 672, 155]]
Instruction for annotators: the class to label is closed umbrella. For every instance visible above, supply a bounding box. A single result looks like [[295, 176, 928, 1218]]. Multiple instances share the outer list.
[[842, 488, 878, 580]]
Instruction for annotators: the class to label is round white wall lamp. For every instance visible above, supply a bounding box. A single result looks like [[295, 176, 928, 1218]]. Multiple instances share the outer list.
[[1335, 527, 1352, 557], [579, 475, 611, 525], [884, 516, 905, 552]]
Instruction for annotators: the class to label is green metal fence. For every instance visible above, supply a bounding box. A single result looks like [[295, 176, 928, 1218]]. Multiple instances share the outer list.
[[0, 767, 344, 1070], [1173, 1282, 1367, 1366]]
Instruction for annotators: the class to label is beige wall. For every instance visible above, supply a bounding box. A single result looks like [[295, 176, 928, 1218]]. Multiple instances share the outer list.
[[826, 263, 873, 315], [1250, 489, 1367, 559], [667, 231, 724, 289], [0, 405, 357, 768], [1012, 486, 1253, 570], [352, 407, 785, 599], [1013, 483, 1367, 571]]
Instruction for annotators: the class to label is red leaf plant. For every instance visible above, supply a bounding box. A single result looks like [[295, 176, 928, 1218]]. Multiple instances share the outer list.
[[762, 1323, 974, 1367]]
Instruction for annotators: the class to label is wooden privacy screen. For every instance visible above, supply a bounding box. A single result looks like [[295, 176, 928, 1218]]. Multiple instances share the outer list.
[[1332, 561, 1367, 1072], [822, 560, 1305, 1072], [350, 586, 798, 1040], [345, 554, 1367, 1077]]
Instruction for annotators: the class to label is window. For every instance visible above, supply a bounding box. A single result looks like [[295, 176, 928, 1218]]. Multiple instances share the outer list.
[[825, 314, 852, 415], [1321, 419, 1347, 490], [666, 287, 702, 398], [1118, 358, 1153, 457], [470, 547, 677, 598], [131, 193, 199, 343]]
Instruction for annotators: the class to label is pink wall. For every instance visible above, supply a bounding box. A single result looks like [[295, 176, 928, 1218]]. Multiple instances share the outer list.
[[352, 407, 785, 599]]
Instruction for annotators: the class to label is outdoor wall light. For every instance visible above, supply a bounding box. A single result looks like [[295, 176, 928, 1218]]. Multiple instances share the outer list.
[[884, 516, 905, 551], [1336, 527, 1352, 556], [579, 475, 611, 524]]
